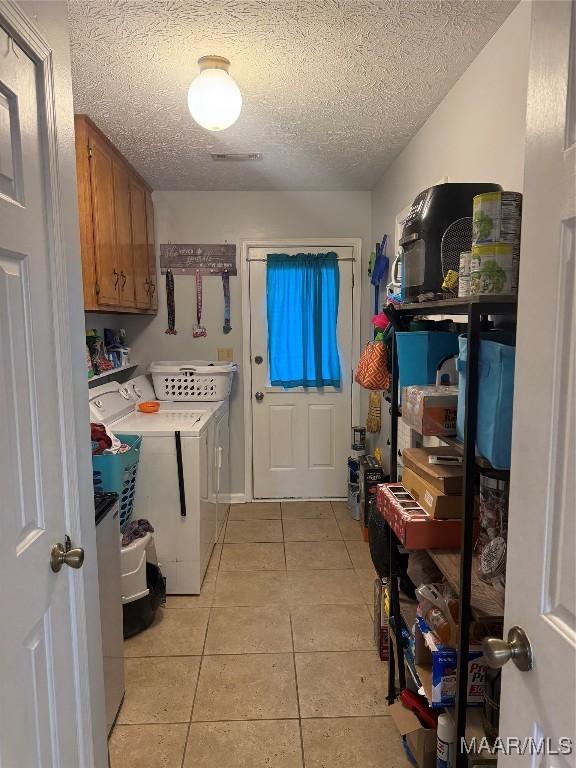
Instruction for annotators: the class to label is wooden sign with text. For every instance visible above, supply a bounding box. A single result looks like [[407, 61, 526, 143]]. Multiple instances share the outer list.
[[160, 243, 237, 276]]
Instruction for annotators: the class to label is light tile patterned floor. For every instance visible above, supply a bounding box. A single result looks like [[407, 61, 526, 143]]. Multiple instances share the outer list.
[[110, 501, 410, 768]]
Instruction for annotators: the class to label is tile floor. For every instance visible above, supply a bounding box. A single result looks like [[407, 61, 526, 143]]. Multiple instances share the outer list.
[[109, 501, 410, 768]]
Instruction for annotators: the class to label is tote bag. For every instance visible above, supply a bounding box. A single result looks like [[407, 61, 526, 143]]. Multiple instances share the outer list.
[[355, 341, 390, 391]]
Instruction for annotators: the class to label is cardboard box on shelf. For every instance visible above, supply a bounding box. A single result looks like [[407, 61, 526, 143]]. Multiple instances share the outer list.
[[403, 447, 463, 495], [373, 577, 389, 661], [377, 483, 464, 550], [389, 702, 437, 768], [413, 617, 487, 708], [401, 467, 463, 519], [402, 385, 458, 437]]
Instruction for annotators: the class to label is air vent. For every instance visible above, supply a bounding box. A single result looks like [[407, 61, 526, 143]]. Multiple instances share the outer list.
[[211, 152, 263, 162]]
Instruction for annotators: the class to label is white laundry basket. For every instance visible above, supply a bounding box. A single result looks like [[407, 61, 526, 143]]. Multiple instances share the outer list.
[[150, 361, 237, 401]]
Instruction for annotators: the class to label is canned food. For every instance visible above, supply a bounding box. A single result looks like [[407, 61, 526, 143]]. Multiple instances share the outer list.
[[458, 251, 472, 297], [471, 244, 515, 295], [472, 191, 522, 245]]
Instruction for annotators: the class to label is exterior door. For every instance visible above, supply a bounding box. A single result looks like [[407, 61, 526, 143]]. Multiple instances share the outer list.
[[499, 1, 575, 759], [249, 245, 354, 499], [0, 18, 94, 767]]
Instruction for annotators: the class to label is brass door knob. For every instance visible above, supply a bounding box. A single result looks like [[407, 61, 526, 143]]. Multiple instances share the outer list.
[[482, 626, 533, 671], [50, 542, 85, 573]]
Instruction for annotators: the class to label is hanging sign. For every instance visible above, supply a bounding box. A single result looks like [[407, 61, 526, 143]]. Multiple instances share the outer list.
[[160, 243, 237, 276]]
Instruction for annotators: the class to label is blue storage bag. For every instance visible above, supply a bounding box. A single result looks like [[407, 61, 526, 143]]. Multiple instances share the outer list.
[[396, 331, 460, 389], [456, 335, 516, 469]]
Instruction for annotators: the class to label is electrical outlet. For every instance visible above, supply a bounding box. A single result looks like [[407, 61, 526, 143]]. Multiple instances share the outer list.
[[218, 348, 234, 362]]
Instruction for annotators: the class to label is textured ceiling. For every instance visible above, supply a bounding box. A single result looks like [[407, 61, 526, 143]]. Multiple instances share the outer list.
[[68, 0, 516, 191]]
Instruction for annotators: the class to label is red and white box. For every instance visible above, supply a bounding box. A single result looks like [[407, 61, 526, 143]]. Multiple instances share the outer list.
[[377, 483, 464, 550]]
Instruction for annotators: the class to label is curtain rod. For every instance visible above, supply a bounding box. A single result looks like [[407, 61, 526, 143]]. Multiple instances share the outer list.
[[247, 257, 356, 262]]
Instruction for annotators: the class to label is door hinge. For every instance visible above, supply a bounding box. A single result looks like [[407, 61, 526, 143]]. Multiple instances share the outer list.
[[352, 272, 355, 288]]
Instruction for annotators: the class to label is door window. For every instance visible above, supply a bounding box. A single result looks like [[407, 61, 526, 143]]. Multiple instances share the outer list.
[[266, 252, 341, 389]]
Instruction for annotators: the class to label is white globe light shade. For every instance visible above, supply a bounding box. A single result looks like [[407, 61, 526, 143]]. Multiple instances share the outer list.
[[187, 57, 242, 131]]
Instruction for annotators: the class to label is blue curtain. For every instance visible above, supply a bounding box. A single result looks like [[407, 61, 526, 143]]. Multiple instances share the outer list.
[[266, 252, 341, 389]]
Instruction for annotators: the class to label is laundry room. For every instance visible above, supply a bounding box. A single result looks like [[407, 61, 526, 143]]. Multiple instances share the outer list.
[[1, 2, 574, 768]]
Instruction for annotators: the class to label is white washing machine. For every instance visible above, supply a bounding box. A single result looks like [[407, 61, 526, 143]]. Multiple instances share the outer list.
[[89, 375, 230, 594]]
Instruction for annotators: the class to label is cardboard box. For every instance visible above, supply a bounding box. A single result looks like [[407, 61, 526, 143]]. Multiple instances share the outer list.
[[377, 483, 464, 550], [402, 385, 458, 436], [402, 447, 463, 495], [401, 467, 463, 519], [389, 702, 437, 768], [373, 577, 389, 661], [413, 617, 487, 708]]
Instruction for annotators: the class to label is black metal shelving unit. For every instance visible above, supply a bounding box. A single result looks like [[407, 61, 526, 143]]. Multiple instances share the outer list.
[[385, 295, 517, 768]]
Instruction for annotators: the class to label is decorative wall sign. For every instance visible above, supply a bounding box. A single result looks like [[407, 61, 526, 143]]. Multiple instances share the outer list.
[[160, 243, 237, 276]]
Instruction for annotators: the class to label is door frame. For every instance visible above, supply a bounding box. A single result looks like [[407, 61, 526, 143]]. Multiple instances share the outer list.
[[0, 2, 105, 764], [241, 237, 362, 502]]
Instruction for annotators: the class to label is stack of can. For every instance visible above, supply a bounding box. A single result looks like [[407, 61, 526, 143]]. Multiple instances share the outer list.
[[468, 191, 522, 296]]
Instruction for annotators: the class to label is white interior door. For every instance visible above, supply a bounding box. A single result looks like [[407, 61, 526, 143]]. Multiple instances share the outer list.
[[499, 1, 575, 759], [249, 245, 355, 499], [0, 20, 93, 766]]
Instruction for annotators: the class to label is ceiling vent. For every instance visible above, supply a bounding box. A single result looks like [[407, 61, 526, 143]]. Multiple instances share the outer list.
[[211, 152, 263, 162]]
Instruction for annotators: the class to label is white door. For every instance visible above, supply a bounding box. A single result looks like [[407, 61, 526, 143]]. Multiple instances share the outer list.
[[0, 19, 93, 767], [249, 245, 356, 499], [499, 1, 575, 760]]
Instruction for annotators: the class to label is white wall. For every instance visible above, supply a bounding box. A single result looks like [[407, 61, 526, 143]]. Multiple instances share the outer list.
[[96, 191, 372, 495], [18, 2, 108, 766], [370, 0, 532, 468]]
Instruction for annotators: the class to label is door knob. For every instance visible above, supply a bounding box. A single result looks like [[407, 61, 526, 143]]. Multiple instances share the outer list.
[[255, 391, 264, 401], [254, 355, 263, 365], [482, 626, 533, 672], [50, 541, 85, 573]]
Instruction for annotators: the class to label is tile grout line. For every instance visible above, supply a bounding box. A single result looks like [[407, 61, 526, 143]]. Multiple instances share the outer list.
[[179, 533, 221, 768], [289, 612, 307, 768]]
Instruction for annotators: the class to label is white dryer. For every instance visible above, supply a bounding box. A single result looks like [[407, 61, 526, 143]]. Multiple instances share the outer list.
[[89, 375, 229, 594]]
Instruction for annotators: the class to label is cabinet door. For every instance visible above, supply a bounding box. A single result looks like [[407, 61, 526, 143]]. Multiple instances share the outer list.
[[112, 160, 135, 308], [130, 180, 150, 309], [145, 190, 158, 311], [88, 134, 119, 305]]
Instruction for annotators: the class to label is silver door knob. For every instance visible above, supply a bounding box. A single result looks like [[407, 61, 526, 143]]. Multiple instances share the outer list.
[[255, 391, 264, 401], [50, 542, 85, 573], [482, 626, 533, 671]]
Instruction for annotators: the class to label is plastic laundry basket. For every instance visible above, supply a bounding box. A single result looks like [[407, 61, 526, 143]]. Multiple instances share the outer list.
[[456, 334, 516, 469], [92, 434, 142, 531], [150, 361, 237, 401], [396, 331, 460, 389]]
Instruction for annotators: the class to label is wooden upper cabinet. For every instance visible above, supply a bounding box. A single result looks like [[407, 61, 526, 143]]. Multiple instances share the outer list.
[[130, 180, 150, 309], [74, 114, 157, 313], [112, 159, 136, 308], [145, 190, 158, 311], [86, 131, 118, 306]]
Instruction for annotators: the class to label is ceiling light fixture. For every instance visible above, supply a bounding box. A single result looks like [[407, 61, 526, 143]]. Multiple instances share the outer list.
[[187, 55, 242, 131]]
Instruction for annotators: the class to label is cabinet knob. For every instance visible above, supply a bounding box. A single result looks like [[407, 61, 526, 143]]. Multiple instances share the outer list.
[[112, 268, 119, 287], [120, 271, 127, 288], [150, 281, 156, 297]]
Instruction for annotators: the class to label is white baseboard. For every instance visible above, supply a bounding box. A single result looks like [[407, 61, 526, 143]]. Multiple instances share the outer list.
[[220, 493, 247, 504]]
